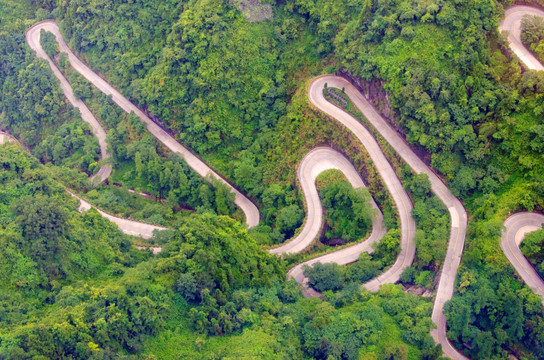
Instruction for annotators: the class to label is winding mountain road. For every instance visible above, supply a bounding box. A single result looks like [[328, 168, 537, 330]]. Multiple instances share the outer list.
[[22, 8, 544, 358], [1, 130, 164, 238], [25, 21, 413, 291], [501, 213, 544, 303], [498, 5, 544, 306], [26, 21, 259, 228], [309, 76, 468, 359], [27, 22, 413, 299], [270, 147, 385, 255], [275, 147, 386, 296], [499, 5, 544, 71], [26, 23, 112, 185], [73, 191, 167, 239], [307, 77, 418, 291], [25, 20, 455, 357]]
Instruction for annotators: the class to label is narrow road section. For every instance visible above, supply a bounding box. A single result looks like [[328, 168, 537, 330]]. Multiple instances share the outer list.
[[499, 5, 544, 71], [309, 76, 468, 359], [72, 191, 168, 239], [26, 23, 112, 185], [498, 4, 544, 307], [270, 147, 385, 255], [0, 131, 16, 145], [26, 21, 259, 228], [283, 148, 386, 297], [3, 131, 167, 239], [501, 213, 544, 303], [308, 78, 417, 291]]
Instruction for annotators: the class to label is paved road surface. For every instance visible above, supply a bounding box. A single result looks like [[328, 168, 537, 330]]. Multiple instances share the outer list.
[[271, 148, 386, 296], [69, 190, 168, 239], [26, 23, 112, 185], [498, 4, 544, 305], [499, 6, 544, 71], [0, 132, 16, 144], [270, 147, 385, 255], [26, 21, 259, 228], [309, 76, 468, 359], [2, 131, 167, 239], [309, 78, 417, 291], [501, 213, 544, 304], [25, 13, 544, 359]]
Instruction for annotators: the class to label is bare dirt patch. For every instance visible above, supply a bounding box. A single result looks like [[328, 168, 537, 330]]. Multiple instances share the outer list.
[[403, 285, 433, 298], [229, 0, 273, 22]]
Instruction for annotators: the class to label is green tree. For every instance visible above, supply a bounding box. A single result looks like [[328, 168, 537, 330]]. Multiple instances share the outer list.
[[275, 204, 303, 239], [13, 194, 67, 275], [318, 171, 374, 242], [304, 262, 345, 292], [39, 29, 58, 58]]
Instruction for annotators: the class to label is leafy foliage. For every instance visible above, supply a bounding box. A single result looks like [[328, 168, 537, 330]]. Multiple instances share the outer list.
[[317, 169, 374, 242], [304, 262, 345, 292], [521, 14, 544, 63], [0, 31, 100, 177], [521, 226, 544, 278]]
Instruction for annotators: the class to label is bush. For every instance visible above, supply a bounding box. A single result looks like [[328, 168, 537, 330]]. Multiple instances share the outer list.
[[304, 262, 345, 292]]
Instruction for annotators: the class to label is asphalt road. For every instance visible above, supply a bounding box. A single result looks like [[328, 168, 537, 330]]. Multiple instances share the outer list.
[[309, 76, 468, 359], [23, 12, 544, 359], [270, 147, 385, 255], [271, 147, 387, 296], [26, 23, 112, 185], [498, 4, 544, 305], [26, 21, 259, 228], [499, 5, 544, 71], [25, 22, 417, 300], [308, 78, 417, 291], [72, 191, 168, 239], [0, 132, 15, 144], [501, 213, 544, 303]]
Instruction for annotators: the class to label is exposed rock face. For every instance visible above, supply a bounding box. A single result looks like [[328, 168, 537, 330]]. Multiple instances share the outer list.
[[337, 70, 401, 133], [337, 70, 432, 165]]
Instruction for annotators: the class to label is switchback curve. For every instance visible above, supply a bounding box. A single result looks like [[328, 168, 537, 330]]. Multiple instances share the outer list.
[[25, 21, 260, 228], [25, 19, 462, 358], [306, 79, 417, 291], [499, 5, 544, 304], [309, 76, 468, 359], [269, 147, 385, 255], [26, 23, 112, 185], [501, 213, 544, 303], [27, 20, 419, 308], [499, 5, 544, 71], [275, 147, 387, 296]]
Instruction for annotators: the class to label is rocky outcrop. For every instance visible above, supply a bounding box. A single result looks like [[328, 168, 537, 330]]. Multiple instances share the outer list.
[[337, 70, 401, 133], [336, 70, 432, 165]]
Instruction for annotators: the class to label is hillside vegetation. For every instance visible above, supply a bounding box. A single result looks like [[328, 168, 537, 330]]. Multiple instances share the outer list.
[[1, 0, 544, 358]]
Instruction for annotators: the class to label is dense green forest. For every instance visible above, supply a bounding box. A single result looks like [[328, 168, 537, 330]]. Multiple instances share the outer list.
[[1, 0, 544, 358], [0, 28, 101, 177], [316, 169, 375, 244], [0, 142, 437, 359], [521, 14, 544, 63], [521, 226, 544, 278]]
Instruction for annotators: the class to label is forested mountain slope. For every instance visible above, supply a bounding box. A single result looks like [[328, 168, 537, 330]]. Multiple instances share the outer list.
[[1, 0, 544, 359]]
